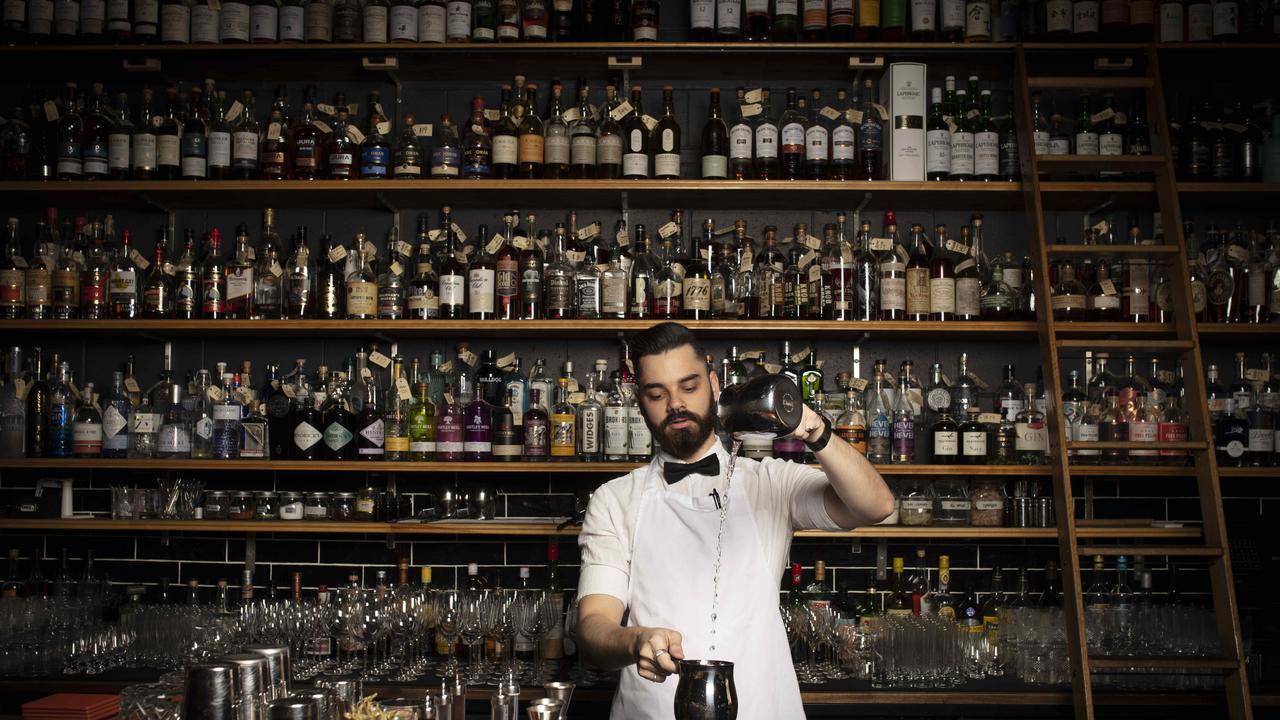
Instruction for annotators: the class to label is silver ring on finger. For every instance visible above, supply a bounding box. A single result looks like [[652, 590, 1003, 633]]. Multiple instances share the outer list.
[[654, 648, 668, 659]]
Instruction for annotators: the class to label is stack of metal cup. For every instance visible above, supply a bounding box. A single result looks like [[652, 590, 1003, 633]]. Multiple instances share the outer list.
[[266, 698, 316, 720], [542, 683, 573, 720], [220, 654, 271, 720], [183, 662, 240, 720], [245, 645, 292, 701], [523, 699, 562, 720], [313, 675, 361, 719], [292, 688, 341, 720]]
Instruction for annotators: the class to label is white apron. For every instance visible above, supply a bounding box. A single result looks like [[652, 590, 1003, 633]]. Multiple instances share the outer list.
[[610, 451, 805, 720]]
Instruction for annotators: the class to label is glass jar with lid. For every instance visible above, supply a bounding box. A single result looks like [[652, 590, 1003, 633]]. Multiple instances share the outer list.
[[278, 491, 304, 520], [203, 491, 229, 520], [253, 491, 277, 520], [355, 487, 378, 521], [304, 492, 331, 521], [332, 492, 357, 521], [228, 491, 254, 520], [933, 477, 971, 525], [970, 478, 1007, 526], [897, 477, 934, 526]]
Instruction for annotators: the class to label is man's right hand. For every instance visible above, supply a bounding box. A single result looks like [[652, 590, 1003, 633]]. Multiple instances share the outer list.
[[633, 627, 685, 683]]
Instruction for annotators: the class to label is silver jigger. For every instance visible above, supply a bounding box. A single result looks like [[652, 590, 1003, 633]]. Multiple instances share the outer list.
[[541, 682, 573, 720], [183, 661, 241, 720], [220, 654, 270, 720], [424, 689, 450, 720], [674, 660, 737, 720], [313, 676, 360, 718], [489, 692, 514, 720], [524, 699, 562, 720], [267, 698, 316, 720], [444, 672, 466, 720], [292, 690, 339, 720], [716, 374, 804, 438], [244, 644, 292, 700]]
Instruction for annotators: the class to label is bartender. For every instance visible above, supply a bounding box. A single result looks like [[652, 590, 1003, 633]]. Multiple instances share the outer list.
[[576, 322, 894, 719]]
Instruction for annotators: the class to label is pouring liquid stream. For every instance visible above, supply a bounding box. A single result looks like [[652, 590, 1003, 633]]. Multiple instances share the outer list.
[[707, 437, 743, 653]]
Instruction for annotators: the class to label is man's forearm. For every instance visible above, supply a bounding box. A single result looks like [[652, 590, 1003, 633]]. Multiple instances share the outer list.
[[815, 432, 894, 526], [578, 614, 641, 671]]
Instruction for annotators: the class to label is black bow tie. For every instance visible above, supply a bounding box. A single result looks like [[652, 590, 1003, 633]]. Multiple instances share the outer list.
[[663, 454, 721, 484]]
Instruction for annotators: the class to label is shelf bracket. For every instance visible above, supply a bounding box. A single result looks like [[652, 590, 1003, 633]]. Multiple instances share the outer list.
[[608, 56, 642, 89], [1093, 56, 1134, 72], [385, 532, 396, 550], [851, 192, 872, 232], [848, 55, 884, 88], [1082, 195, 1116, 231], [123, 58, 161, 73]]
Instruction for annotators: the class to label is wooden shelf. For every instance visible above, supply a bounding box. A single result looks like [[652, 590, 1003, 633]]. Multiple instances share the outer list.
[[1046, 244, 1179, 257], [0, 318, 1041, 339], [1052, 322, 1175, 337], [1218, 467, 1280, 478], [1035, 155, 1167, 172], [0, 458, 1051, 475], [1196, 323, 1280, 340], [1069, 465, 1197, 477], [1178, 182, 1280, 194], [0, 517, 1199, 539], [0, 179, 1025, 211]]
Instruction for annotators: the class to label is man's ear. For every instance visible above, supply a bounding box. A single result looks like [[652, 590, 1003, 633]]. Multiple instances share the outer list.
[[709, 367, 720, 403]]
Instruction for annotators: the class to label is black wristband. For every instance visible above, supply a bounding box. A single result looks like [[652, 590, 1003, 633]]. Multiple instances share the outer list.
[[804, 415, 834, 453]]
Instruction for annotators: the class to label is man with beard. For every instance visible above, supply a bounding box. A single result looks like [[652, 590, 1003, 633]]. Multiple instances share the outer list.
[[576, 322, 894, 719]]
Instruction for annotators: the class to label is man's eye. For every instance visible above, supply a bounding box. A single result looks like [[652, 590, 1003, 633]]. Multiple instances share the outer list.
[[647, 393, 664, 402], [681, 385, 696, 394]]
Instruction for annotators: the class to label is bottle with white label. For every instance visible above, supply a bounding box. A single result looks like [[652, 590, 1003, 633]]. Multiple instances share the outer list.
[[728, 87, 754, 179], [948, 89, 975, 180], [1073, 0, 1100, 36], [754, 88, 780, 179], [361, 0, 388, 40], [803, 88, 830, 180], [926, 87, 952, 180], [689, 0, 714, 37], [973, 89, 999, 181], [1074, 94, 1099, 158], [1158, 0, 1183, 40], [1014, 384, 1046, 464], [250, 0, 279, 40], [100, 372, 132, 458], [621, 85, 650, 179], [220, 0, 251, 40], [653, 85, 681, 180]]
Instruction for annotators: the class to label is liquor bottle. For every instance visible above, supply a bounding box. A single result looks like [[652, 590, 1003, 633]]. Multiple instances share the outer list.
[[743, 0, 770, 37], [109, 229, 140, 319], [804, 88, 829, 180], [344, 233, 377, 320], [23, 233, 49, 321], [514, 84, 544, 179], [594, 85, 623, 180], [1013, 383, 1047, 464], [537, 82, 570, 179], [543, 223, 575, 319], [1050, 257, 1088, 320], [647, 86, 682, 180], [24, 352, 48, 458], [890, 363, 915, 463], [834, 389, 867, 454], [925, 87, 951, 181], [948, 89, 975, 181], [886, 557, 912, 616], [1087, 263, 1121, 321], [877, 214, 905, 320], [857, 79, 882, 180], [882, 0, 905, 37], [903, 224, 930, 321], [53, 83, 82, 181], [717, 0, 742, 37], [142, 229, 174, 319], [406, 381, 436, 461], [565, 83, 598, 179], [779, 88, 805, 180], [700, 88, 729, 180], [619, 86, 649, 180], [325, 99, 357, 180], [426, 112, 461, 178]]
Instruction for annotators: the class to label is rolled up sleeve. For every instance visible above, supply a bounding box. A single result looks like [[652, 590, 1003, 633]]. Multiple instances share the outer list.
[[576, 485, 630, 603], [758, 457, 843, 531]]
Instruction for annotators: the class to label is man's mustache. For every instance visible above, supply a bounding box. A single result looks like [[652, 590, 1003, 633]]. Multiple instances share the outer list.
[[663, 411, 702, 429]]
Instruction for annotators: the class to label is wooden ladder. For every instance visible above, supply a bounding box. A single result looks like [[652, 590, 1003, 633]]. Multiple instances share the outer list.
[[1013, 45, 1252, 719]]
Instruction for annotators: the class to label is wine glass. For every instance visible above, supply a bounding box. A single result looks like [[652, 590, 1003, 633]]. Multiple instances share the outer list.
[[434, 590, 463, 676], [458, 593, 486, 683]]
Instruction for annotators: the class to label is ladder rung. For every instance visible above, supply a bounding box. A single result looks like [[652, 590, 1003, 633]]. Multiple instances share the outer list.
[[1077, 545, 1222, 557], [1026, 76, 1156, 89], [1046, 244, 1180, 257], [1036, 155, 1167, 171], [1089, 656, 1239, 670], [1056, 339, 1194, 350], [1066, 441, 1207, 450]]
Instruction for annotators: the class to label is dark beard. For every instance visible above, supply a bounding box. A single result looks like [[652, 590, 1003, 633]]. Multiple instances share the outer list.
[[648, 404, 718, 459]]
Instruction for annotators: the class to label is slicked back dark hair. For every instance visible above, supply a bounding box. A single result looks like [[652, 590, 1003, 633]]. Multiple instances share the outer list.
[[630, 322, 707, 380]]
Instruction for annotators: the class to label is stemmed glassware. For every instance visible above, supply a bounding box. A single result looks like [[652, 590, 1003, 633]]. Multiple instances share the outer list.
[[433, 590, 463, 676], [513, 590, 555, 684]]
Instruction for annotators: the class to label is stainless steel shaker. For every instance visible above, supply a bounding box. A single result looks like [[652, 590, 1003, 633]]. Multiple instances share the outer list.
[[220, 653, 270, 720], [182, 661, 241, 720], [674, 660, 738, 720], [244, 644, 292, 700], [716, 374, 804, 437]]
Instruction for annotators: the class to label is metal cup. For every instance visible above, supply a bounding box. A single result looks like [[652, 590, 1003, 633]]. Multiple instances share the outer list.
[[1035, 496, 1055, 527], [220, 654, 270, 720], [292, 690, 339, 720], [267, 698, 316, 720], [541, 682, 573, 720], [313, 675, 361, 717], [424, 689, 450, 720], [716, 374, 804, 438], [245, 644, 292, 700], [674, 659, 738, 720], [183, 661, 240, 720], [524, 699, 562, 720]]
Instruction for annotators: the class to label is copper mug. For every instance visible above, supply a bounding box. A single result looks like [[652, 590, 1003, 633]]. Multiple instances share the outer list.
[[673, 660, 737, 720]]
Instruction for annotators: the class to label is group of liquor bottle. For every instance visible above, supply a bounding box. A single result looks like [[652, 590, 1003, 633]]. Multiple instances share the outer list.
[[0, 74, 924, 183], [923, 75, 1021, 182], [1048, 216, 1280, 325], [4, 0, 1280, 46], [1027, 92, 1153, 174], [0, 0, 657, 45], [1170, 98, 1279, 183], [0, 206, 1045, 323], [1205, 351, 1279, 466]]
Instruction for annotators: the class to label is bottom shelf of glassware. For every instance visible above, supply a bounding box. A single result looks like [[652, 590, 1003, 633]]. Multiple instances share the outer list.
[[0, 672, 1260, 708]]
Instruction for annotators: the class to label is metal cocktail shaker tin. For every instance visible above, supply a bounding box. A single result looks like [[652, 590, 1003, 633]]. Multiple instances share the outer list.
[[293, 690, 340, 720], [183, 661, 241, 720], [220, 653, 270, 720], [674, 660, 738, 720], [314, 676, 361, 717], [245, 644, 292, 700], [716, 374, 804, 438], [267, 698, 316, 720]]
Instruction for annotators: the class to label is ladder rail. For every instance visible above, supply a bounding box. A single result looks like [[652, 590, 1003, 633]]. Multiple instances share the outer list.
[[1014, 46, 1094, 720], [1145, 48, 1252, 720]]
